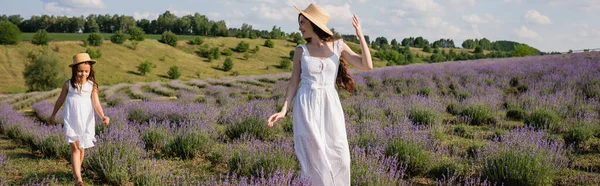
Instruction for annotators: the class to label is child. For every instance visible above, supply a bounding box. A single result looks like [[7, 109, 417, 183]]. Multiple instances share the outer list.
[[49, 53, 110, 186]]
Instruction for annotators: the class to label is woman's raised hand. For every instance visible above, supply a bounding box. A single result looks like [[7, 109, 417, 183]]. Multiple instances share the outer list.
[[352, 14, 363, 36], [267, 112, 286, 127]]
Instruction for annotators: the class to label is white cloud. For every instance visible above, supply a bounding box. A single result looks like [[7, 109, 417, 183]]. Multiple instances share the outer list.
[[402, 0, 441, 12], [577, 29, 600, 37], [504, 0, 522, 3], [251, 3, 295, 21], [167, 6, 193, 17], [524, 10, 551, 24], [133, 12, 159, 20], [322, 3, 353, 22], [516, 25, 541, 40], [41, 0, 105, 9], [549, 0, 600, 12], [392, 9, 407, 16], [462, 14, 484, 24], [207, 12, 221, 19], [44, 2, 73, 13]]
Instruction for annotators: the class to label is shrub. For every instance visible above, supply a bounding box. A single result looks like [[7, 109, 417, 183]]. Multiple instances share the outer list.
[[525, 108, 561, 129], [189, 37, 204, 45], [384, 139, 431, 176], [581, 80, 600, 99], [482, 151, 553, 186], [563, 123, 595, 145], [418, 87, 431, 96], [459, 104, 494, 125], [243, 52, 250, 60], [222, 48, 233, 56], [137, 60, 152, 76], [453, 124, 474, 139], [235, 41, 250, 52], [446, 102, 461, 115], [0, 21, 21, 45], [164, 131, 213, 159], [223, 57, 233, 72], [264, 39, 274, 48], [279, 58, 291, 70], [86, 48, 102, 59], [409, 107, 439, 125], [160, 31, 178, 47], [110, 30, 127, 44], [429, 160, 464, 179], [32, 29, 50, 45], [225, 116, 278, 141], [506, 108, 526, 121], [167, 65, 181, 79], [210, 47, 221, 60], [128, 26, 145, 41], [87, 32, 103, 46], [23, 50, 63, 91]]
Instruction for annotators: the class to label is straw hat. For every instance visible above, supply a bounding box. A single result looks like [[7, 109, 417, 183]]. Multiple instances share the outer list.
[[294, 3, 333, 36], [70, 53, 97, 67]]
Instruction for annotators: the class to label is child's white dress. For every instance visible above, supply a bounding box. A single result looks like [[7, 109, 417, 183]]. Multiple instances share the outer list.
[[63, 80, 96, 149], [293, 39, 351, 186]]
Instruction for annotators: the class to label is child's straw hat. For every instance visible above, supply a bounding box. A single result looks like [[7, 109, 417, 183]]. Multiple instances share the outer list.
[[70, 53, 97, 67]]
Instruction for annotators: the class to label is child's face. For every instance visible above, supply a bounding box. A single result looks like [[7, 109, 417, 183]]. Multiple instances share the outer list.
[[76, 63, 91, 81]]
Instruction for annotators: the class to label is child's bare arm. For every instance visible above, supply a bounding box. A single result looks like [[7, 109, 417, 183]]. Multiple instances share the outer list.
[[91, 85, 109, 125], [49, 81, 69, 125]]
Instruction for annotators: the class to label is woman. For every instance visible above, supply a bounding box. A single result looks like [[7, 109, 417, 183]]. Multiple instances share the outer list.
[[267, 3, 373, 185]]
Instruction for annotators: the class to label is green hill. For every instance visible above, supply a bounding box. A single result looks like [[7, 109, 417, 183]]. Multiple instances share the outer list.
[[1, 36, 388, 93]]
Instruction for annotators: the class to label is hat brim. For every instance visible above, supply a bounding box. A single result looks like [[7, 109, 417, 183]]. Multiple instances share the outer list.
[[69, 60, 97, 67], [294, 5, 333, 36]]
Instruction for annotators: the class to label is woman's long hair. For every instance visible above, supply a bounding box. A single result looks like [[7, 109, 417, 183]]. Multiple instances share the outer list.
[[300, 14, 356, 94], [70, 62, 99, 93]]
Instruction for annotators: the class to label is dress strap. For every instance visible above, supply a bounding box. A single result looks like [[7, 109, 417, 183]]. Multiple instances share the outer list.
[[335, 39, 344, 56], [298, 44, 309, 56]]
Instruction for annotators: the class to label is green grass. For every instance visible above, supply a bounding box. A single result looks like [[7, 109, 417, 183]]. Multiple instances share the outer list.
[[1, 35, 388, 93], [20, 33, 208, 42]]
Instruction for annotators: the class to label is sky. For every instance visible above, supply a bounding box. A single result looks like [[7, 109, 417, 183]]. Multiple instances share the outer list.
[[1, 0, 599, 52]]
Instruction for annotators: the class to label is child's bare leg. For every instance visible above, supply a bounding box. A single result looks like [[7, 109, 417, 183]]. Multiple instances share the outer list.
[[79, 147, 85, 171], [70, 141, 83, 182]]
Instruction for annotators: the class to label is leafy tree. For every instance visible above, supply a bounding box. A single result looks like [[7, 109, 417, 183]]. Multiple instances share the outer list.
[[86, 48, 102, 59], [211, 20, 228, 36], [137, 60, 152, 75], [264, 39, 274, 48], [160, 31, 178, 47], [32, 29, 50, 45], [128, 26, 145, 41], [236, 41, 250, 52], [210, 47, 221, 60], [223, 57, 233, 71], [167, 65, 181, 79], [222, 48, 233, 56], [513, 44, 539, 57], [423, 45, 432, 53], [0, 21, 21, 45], [474, 46, 484, 54], [110, 30, 127, 44], [23, 50, 63, 91], [87, 32, 103, 46], [190, 37, 203, 45], [279, 58, 291, 70]]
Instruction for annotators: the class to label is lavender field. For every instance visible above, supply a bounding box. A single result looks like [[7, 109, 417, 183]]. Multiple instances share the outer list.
[[1, 52, 600, 185]]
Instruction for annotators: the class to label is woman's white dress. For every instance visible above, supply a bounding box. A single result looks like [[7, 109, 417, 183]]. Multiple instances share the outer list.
[[63, 80, 96, 149], [293, 39, 351, 186]]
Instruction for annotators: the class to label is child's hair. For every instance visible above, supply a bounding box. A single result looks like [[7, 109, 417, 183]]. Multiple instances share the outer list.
[[70, 62, 99, 92], [299, 14, 356, 94]]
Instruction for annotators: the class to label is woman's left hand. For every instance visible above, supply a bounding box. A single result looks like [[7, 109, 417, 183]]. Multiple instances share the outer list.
[[352, 14, 363, 36]]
